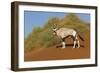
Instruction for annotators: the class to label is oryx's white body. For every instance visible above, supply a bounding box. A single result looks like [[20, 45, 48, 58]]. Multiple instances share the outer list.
[[54, 28, 76, 39], [53, 28, 80, 48]]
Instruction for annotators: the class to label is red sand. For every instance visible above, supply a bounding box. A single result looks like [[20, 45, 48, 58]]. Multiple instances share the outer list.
[[24, 33, 90, 61]]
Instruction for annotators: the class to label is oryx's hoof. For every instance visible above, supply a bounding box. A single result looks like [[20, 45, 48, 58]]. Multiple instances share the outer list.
[[73, 46, 75, 48], [62, 47, 65, 49], [77, 46, 80, 48]]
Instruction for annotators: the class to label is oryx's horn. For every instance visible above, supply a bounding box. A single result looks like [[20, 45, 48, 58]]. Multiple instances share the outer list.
[[54, 24, 57, 28]]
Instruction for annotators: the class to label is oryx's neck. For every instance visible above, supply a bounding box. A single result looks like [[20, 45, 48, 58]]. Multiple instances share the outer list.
[[54, 28, 59, 32]]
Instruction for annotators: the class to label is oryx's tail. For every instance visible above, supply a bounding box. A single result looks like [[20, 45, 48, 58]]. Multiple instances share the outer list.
[[78, 34, 84, 41], [73, 28, 84, 41]]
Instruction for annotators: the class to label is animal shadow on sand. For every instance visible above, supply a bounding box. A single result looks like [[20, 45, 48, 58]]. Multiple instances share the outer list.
[[56, 44, 84, 48]]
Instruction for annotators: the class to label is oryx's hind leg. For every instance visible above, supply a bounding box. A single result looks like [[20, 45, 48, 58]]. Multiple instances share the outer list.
[[72, 35, 76, 48], [76, 34, 80, 48], [77, 40, 80, 48], [73, 34, 80, 48], [73, 40, 76, 48]]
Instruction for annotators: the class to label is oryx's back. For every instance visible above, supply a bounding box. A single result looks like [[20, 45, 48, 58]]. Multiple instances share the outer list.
[[56, 28, 76, 38]]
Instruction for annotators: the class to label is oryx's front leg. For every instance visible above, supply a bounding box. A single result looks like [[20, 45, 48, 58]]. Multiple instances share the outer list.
[[73, 41, 76, 48], [77, 40, 80, 48], [62, 42, 66, 48]]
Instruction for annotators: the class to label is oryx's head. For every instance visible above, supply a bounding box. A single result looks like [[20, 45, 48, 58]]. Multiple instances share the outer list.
[[52, 24, 59, 35]]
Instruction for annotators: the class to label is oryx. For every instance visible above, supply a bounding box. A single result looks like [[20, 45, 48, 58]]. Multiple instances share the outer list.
[[52, 26, 84, 48]]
